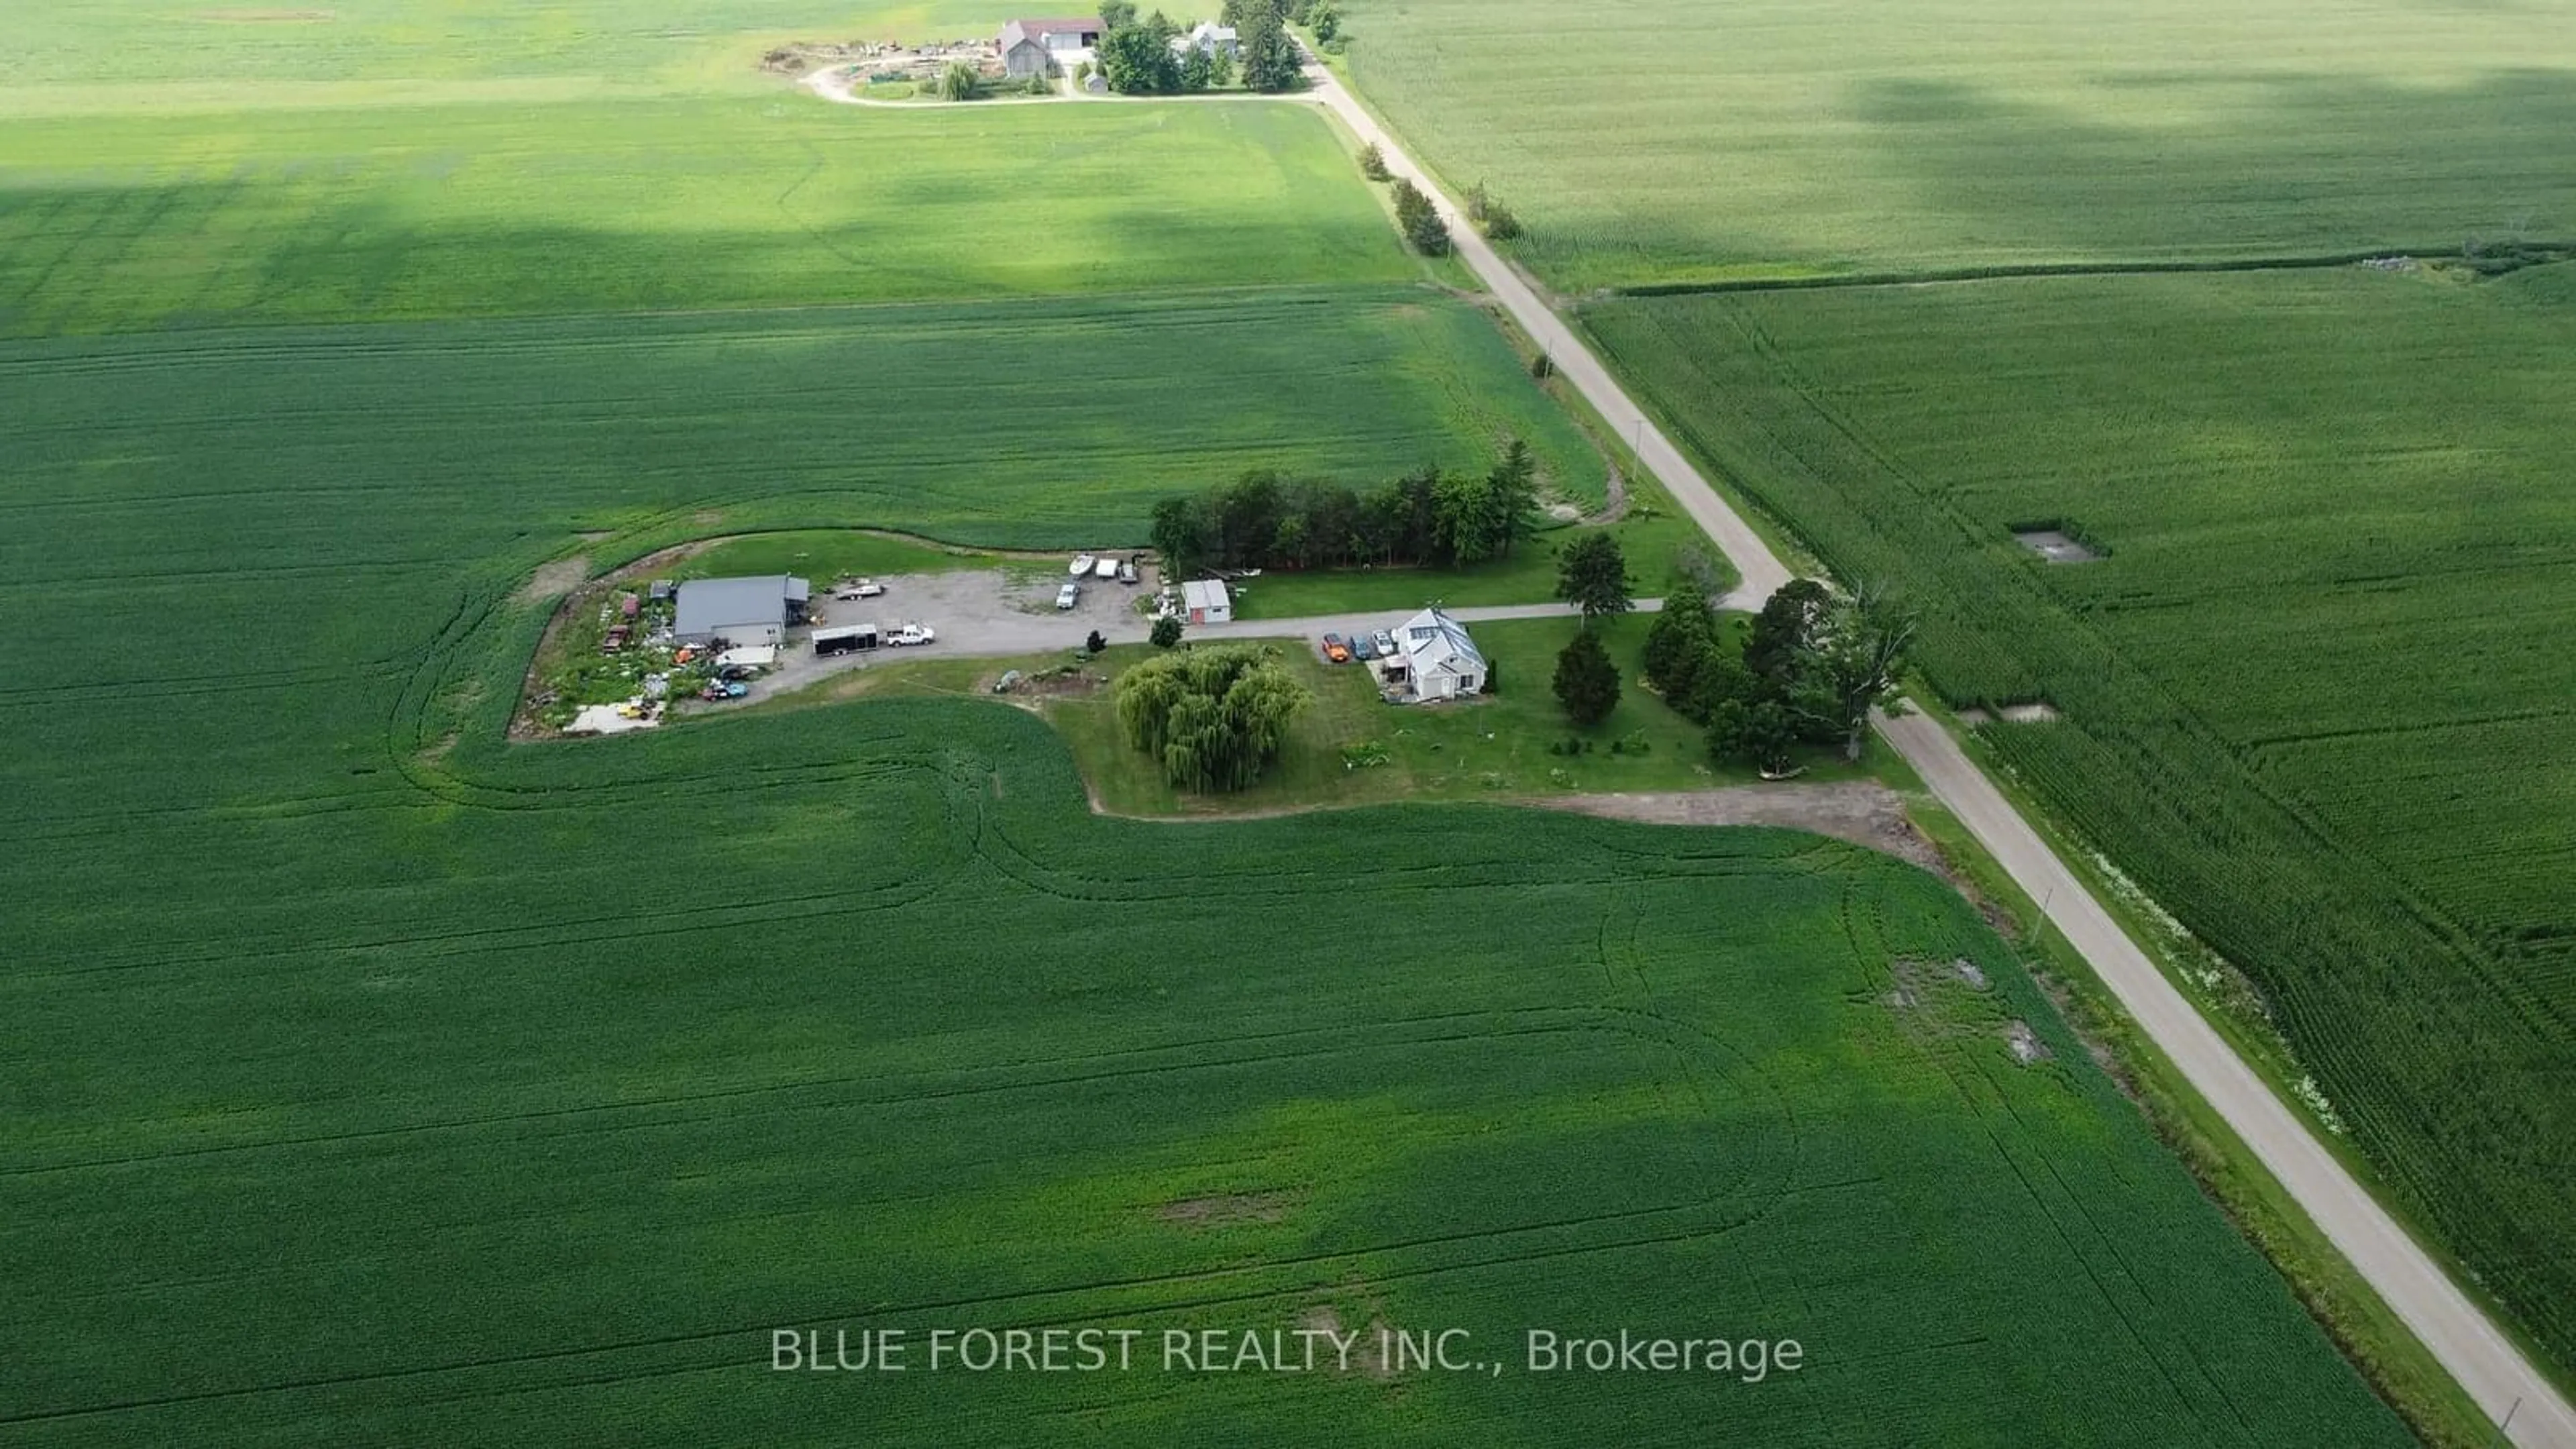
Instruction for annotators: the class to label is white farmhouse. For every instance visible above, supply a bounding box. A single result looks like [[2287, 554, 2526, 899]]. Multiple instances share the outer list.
[[1391, 606, 1485, 700], [1174, 21, 1240, 58]]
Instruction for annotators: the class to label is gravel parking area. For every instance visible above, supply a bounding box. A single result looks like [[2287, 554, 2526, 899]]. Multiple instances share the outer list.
[[741, 564, 1161, 702]]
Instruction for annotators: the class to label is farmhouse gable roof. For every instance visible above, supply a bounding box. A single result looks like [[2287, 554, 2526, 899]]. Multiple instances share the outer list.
[[1397, 606, 1484, 679], [1000, 17, 1104, 46]]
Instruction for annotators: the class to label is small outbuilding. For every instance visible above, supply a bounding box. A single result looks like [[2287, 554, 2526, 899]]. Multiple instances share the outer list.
[[1391, 606, 1486, 701], [674, 575, 810, 647], [1181, 578, 1232, 625]]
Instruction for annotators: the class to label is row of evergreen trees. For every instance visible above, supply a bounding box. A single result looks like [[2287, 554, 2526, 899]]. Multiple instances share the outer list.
[[1149, 441, 1542, 576]]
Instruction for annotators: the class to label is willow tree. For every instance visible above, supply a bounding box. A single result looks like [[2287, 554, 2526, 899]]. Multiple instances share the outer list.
[[1113, 646, 1313, 792]]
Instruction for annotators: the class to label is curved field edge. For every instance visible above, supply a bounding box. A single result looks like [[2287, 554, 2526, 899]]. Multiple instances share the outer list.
[[3, 692, 2412, 1445], [1573, 264, 2576, 1382]]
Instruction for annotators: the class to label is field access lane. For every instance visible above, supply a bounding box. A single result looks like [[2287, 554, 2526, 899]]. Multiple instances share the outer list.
[[1300, 53, 2576, 1449]]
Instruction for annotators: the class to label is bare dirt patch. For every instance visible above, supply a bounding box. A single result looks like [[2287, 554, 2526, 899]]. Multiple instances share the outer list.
[[1960, 702, 2059, 726], [1159, 1191, 1294, 1228], [2014, 529, 2100, 563], [1534, 780, 1943, 873], [2004, 1019, 2055, 1065], [513, 555, 589, 606]]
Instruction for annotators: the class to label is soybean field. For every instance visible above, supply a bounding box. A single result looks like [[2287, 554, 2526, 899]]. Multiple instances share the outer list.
[[0, 95, 1422, 335], [1587, 264, 2576, 1373], [1, 673, 2413, 1445]]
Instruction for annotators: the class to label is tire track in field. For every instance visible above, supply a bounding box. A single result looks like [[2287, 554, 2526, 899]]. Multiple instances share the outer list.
[[0, 1195, 1772, 1430], [0, 1007, 1720, 1180]]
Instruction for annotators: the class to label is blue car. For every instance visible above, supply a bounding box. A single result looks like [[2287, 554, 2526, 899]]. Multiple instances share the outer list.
[[1351, 633, 1379, 661]]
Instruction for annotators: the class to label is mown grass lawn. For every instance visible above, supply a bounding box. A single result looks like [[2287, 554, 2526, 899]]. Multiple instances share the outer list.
[[1047, 613, 1888, 816], [1225, 478, 1716, 621]]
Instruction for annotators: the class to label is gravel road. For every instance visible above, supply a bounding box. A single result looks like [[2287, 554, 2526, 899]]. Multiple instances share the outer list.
[[1301, 53, 2576, 1448]]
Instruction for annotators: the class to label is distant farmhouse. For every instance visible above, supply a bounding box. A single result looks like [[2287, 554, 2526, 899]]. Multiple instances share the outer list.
[[1174, 21, 1239, 58], [1389, 606, 1486, 701], [674, 576, 809, 647], [998, 17, 1105, 78]]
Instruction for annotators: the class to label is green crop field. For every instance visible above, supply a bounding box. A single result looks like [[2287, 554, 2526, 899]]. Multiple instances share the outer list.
[[1585, 263, 2576, 1371], [2, 1, 992, 89], [1334, 0, 2576, 1399], [1342, 0, 2576, 288], [2, 682, 2410, 1444], [0, 96, 1421, 335], [0, 0, 2453, 1440]]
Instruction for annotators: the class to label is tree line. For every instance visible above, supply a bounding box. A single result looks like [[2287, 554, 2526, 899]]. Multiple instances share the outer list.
[[1643, 576, 1915, 773], [1097, 1, 1301, 95], [1150, 441, 1542, 576]]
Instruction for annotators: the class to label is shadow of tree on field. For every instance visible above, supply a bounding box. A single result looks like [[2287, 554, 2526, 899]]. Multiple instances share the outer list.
[[1831, 65, 2576, 265]]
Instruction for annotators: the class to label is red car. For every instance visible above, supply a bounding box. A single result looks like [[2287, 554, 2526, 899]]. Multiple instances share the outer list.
[[1320, 633, 1352, 663]]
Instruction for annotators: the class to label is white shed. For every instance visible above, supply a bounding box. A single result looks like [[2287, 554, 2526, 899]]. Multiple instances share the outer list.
[[1181, 579, 1232, 625]]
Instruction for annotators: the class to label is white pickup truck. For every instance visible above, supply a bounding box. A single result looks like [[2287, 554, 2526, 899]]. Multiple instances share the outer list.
[[886, 623, 936, 647]]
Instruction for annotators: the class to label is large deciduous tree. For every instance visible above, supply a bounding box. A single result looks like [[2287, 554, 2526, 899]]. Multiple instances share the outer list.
[[1796, 584, 1917, 761], [1555, 533, 1631, 620], [1097, 25, 1181, 93], [1744, 577, 1832, 683], [1150, 495, 1211, 576], [1709, 697, 1799, 777], [1115, 646, 1312, 792]]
